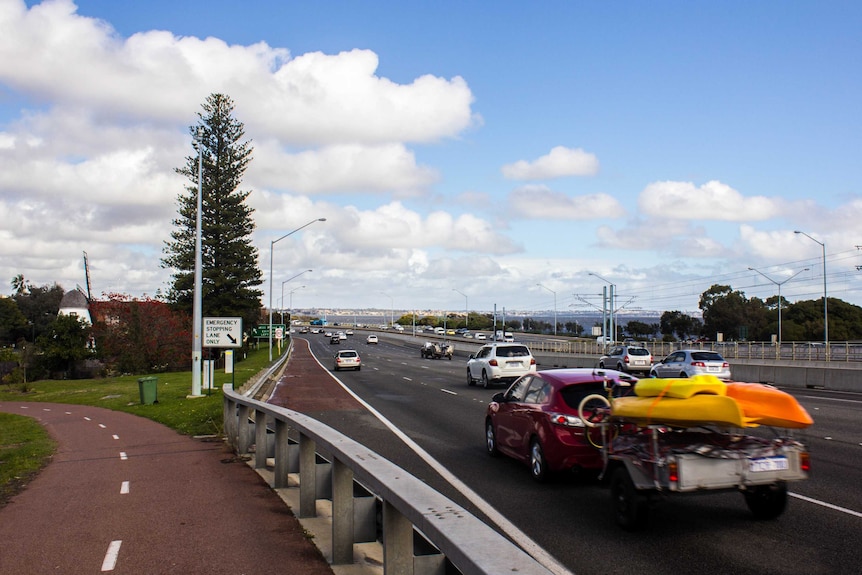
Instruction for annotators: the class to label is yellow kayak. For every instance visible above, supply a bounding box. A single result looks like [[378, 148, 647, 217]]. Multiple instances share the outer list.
[[726, 382, 814, 429], [611, 394, 750, 428], [634, 375, 727, 399]]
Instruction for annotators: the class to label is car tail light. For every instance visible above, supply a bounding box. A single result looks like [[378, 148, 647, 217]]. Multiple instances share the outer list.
[[489, 359, 499, 366], [547, 412, 585, 428], [691, 361, 707, 368], [722, 362, 729, 368], [530, 358, 536, 366], [668, 459, 679, 483], [800, 451, 811, 472]]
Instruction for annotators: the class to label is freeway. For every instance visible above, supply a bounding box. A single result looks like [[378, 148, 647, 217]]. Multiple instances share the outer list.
[[296, 333, 862, 575]]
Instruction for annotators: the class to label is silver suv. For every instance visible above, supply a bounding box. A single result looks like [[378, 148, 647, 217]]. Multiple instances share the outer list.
[[467, 343, 536, 388], [599, 345, 653, 375]]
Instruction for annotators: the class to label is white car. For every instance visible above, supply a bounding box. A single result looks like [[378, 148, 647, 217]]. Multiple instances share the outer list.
[[650, 349, 731, 380], [467, 343, 537, 388], [475, 333, 487, 340], [333, 349, 361, 371], [366, 334, 379, 344]]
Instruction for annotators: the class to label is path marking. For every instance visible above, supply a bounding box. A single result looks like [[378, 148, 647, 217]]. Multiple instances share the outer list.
[[84, 417, 91, 421], [790, 492, 862, 518], [112, 435, 119, 440], [119, 452, 128, 461], [403, 377, 412, 382], [120, 481, 130, 494], [441, 389, 458, 396], [99, 424, 107, 429], [101, 540, 122, 571]]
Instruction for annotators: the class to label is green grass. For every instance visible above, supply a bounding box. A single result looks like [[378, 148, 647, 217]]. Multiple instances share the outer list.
[[0, 413, 57, 505], [0, 343, 278, 505]]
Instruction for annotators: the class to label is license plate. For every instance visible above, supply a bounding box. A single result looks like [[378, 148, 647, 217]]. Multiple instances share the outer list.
[[749, 457, 788, 472], [633, 360, 646, 365], [507, 361, 523, 368], [708, 366, 719, 372]]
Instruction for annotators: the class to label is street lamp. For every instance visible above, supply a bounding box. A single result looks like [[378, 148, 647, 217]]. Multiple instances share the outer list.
[[280, 270, 312, 324], [453, 288, 468, 329], [588, 272, 615, 346], [794, 231, 828, 354], [536, 283, 557, 336], [191, 128, 204, 396], [748, 266, 809, 345], [269, 219, 326, 360]]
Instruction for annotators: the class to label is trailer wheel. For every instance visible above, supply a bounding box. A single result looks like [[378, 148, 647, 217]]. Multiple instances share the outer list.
[[611, 467, 649, 530], [744, 483, 788, 520]]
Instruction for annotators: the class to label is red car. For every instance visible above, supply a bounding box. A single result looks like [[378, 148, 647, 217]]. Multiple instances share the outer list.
[[485, 368, 635, 481]]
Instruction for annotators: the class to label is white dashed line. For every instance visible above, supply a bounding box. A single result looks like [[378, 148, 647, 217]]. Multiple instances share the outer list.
[[791, 492, 862, 518], [84, 417, 91, 421], [441, 389, 457, 396], [403, 377, 412, 382], [42, 408, 51, 412], [112, 435, 119, 440], [101, 540, 122, 571], [119, 452, 128, 460], [99, 424, 107, 429], [120, 481, 130, 494], [19, 406, 28, 409]]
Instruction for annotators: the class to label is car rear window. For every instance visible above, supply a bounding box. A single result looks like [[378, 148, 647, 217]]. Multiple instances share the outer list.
[[496, 345, 531, 357], [340, 351, 358, 358], [628, 348, 650, 356], [559, 382, 611, 409], [691, 352, 724, 361]]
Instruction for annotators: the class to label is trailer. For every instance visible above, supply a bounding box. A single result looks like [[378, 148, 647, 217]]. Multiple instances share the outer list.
[[578, 375, 812, 530]]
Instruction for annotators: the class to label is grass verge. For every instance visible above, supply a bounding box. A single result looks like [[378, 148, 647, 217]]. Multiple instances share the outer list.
[[0, 343, 279, 506]]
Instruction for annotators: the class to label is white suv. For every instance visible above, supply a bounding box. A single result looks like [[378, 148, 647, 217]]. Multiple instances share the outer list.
[[467, 343, 536, 388]]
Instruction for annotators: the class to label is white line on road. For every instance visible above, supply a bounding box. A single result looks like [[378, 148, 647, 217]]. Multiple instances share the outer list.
[[441, 389, 457, 396], [84, 416, 91, 421], [99, 424, 107, 429], [119, 452, 128, 460], [101, 540, 122, 571], [791, 492, 862, 518], [120, 481, 130, 494], [403, 377, 412, 382], [42, 408, 51, 411], [112, 435, 119, 440]]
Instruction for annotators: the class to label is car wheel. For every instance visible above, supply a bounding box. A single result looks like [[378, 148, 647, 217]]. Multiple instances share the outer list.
[[744, 483, 787, 520], [529, 438, 548, 482], [485, 420, 499, 457], [482, 371, 490, 389], [334, 365, 339, 372], [467, 370, 475, 386], [610, 467, 649, 530], [616, 363, 626, 373], [599, 361, 606, 369], [356, 366, 361, 371], [679, 371, 689, 378]]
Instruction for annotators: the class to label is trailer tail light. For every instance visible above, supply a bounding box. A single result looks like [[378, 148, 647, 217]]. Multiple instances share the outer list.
[[668, 460, 679, 483], [800, 451, 811, 472]]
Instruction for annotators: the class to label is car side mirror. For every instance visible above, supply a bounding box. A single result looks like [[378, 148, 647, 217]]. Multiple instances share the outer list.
[[469, 353, 476, 359], [491, 392, 506, 403]]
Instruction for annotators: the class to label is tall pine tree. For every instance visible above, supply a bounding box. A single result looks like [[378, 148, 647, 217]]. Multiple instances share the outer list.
[[162, 94, 263, 331]]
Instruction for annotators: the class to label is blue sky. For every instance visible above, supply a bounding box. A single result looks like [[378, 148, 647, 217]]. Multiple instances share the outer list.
[[2, 0, 861, 319]]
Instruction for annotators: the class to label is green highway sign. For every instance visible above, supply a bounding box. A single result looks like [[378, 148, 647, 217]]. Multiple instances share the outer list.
[[252, 324, 285, 338]]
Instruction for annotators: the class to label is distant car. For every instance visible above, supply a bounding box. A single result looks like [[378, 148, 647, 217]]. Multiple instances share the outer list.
[[650, 349, 731, 380], [333, 349, 361, 371], [338, 332, 347, 341], [467, 343, 536, 388], [345, 329, 354, 336], [599, 345, 653, 375], [330, 335, 340, 345], [366, 334, 379, 344], [474, 333, 487, 340], [485, 369, 627, 481]]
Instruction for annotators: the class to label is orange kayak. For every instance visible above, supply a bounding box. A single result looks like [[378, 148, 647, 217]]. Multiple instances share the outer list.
[[725, 382, 814, 429], [611, 394, 750, 428]]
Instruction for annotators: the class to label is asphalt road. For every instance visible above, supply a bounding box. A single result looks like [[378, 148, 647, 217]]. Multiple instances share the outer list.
[[296, 333, 862, 575]]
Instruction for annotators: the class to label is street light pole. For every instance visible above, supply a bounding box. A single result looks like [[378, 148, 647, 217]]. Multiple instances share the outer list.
[[794, 231, 828, 355], [453, 288, 468, 329], [191, 128, 204, 396], [269, 219, 325, 361], [536, 283, 557, 336], [380, 292, 393, 327], [280, 270, 312, 326], [748, 266, 809, 345]]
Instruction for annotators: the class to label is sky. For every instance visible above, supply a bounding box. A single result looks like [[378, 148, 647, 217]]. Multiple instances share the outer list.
[[1, 0, 861, 319]]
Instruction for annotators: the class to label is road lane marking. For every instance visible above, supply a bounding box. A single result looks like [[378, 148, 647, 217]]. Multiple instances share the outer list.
[[403, 377, 412, 382], [119, 452, 128, 460], [42, 408, 51, 411], [120, 481, 130, 494], [441, 389, 457, 396], [112, 435, 119, 440], [99, 424, 107, 429], [84, 417, 91, 421], [101, 540, 122, 571], [791, 492, 862, 518]]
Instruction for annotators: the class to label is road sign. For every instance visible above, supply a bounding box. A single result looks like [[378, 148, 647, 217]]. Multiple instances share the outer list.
[[204, 317, 243, 348], [251, 324, 285, 338]]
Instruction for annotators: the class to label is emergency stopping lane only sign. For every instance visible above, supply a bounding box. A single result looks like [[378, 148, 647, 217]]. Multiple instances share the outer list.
[[204, 317, 243, 348]]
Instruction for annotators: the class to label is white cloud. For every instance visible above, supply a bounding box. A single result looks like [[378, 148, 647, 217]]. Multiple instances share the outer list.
[[639, 180, 783, 221], [501, 146, 599, 180], [508, 185, 622, 219]]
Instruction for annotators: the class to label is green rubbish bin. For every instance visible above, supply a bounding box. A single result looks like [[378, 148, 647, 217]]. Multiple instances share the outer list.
[[138, 376, 158, 405]]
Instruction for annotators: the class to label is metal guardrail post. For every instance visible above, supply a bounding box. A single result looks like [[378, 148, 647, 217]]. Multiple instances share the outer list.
[[274, 419, 290, 488], [254, 409, 267, 469], [383, 499, 413, 574], [238, 403, 251, 454], [332, 458, 355, 564], [299, 432, 317, 518]]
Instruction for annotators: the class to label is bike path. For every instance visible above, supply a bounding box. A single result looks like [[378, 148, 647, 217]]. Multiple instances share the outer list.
[[0, 401, 335, 575]]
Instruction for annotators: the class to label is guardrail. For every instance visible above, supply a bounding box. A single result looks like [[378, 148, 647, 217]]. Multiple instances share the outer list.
[[222, 384, 555, 575]]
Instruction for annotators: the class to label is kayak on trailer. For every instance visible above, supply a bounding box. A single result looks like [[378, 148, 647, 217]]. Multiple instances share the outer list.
[[634, 375, 727, 399], [726, 382, 814, 429], [611, 393, 750, 428]]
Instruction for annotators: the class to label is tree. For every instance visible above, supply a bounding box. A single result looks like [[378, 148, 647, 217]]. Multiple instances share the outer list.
[[162, 93, 263, 332], [699, 284, 766, 341], [90, 293, 192, 374], [10, 278, 65, 342], [625, 320, 657, 340], [0, 297, 27, 345], [37, 314, 93, 379], [659, 311, 702, 340]]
